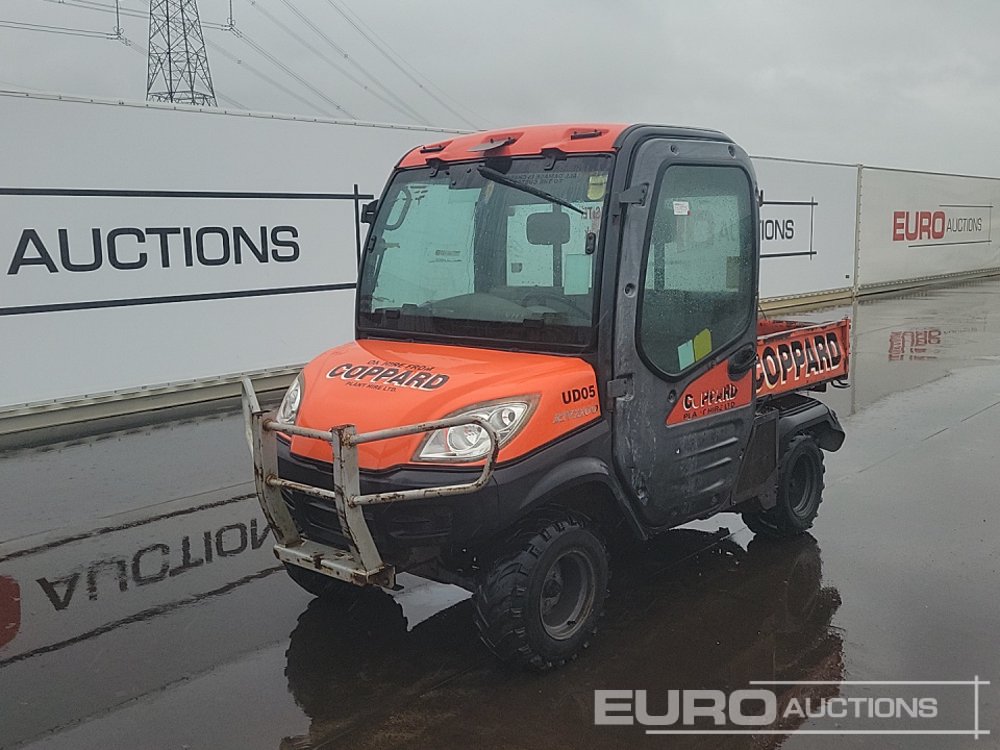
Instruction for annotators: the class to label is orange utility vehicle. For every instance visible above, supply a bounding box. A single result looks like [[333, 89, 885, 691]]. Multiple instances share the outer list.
[[241, 123, 850, 670]]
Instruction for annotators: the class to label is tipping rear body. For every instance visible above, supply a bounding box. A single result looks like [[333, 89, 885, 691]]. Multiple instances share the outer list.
[[756, 318, 850, 398]]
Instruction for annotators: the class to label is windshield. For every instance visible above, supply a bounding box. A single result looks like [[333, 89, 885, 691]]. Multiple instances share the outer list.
[[358, 155, 612, 348]]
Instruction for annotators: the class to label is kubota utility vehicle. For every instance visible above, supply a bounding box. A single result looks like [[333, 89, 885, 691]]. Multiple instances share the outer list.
[[241, 123, 849, 670]]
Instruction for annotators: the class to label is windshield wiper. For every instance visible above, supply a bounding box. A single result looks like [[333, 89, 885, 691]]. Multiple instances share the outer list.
[[477, 166, 584, 215]]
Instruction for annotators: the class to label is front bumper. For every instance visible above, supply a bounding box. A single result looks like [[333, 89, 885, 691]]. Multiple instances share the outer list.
[[240, 377, 499, 589], [277, 437, 500, 565]]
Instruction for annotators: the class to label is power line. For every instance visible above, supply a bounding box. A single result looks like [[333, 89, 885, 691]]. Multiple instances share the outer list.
[[37, 0, 227, 29], [207, 37, 333, 117], [119, 32, 144, 51], [214, 91, 247, 109], [0, 78, 48, 91], [32, 0, 364, 119], [273, 0, 425, 124], [322, 0, 488, 129], [227, 25, 356, 118], [246, 0, 427, 124], [35, 0, 315, 113], [38, 0, 141, 21], [0, 19, 111, 39]]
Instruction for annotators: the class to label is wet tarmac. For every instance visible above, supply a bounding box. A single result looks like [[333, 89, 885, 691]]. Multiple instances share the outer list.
[[1, 277, 999, 749]]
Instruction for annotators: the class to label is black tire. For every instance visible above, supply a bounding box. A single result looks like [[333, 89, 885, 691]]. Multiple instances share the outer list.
[[284, 563, 365, 601], [743, 434, 825, 539], [473, 513, 609, 671]]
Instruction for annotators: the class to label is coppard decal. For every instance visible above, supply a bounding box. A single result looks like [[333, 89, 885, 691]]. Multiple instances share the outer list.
[[327, 361, 450, 391], [756, 332, 844, 391], [683, 383, 739, 412], [668, 363, 753, 425]]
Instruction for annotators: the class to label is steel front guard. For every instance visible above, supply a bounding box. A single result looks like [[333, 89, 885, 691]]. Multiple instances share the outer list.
[[240, 378, 499, 589]]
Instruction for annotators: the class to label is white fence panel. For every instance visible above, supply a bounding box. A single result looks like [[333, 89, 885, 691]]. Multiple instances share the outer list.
[[753, 157, 858, 300], [3, 92, 1000, 411], [858, 167, 1000, 287], [0, 93, 457, 407]]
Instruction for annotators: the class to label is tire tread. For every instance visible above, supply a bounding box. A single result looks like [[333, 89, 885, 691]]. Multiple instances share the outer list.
[[473, 512, 608, 671]]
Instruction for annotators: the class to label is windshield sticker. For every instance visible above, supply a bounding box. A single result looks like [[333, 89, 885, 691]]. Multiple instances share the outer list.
[[693, 328, 713, 360], [673, 200, 691, 216], [326, 360, 450, 392], [515, 171, 584, 187], [587, 175, 607, 201], [582, 205, 603, 233], [677, 340, 695, 370]]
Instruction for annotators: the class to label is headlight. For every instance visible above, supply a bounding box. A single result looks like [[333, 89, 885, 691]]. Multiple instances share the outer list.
[[276, 373, 304, 424], [416, 397, 537, 462]]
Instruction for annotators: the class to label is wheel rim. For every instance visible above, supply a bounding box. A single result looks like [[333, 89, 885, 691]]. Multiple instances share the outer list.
[[539, 549, 596, 640], [787, 452, 818, 515]]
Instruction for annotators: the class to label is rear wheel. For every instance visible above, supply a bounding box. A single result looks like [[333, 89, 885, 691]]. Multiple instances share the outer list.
[[284, 563, 365, 601], [473, 513, 609, 671], [743, 434, 825, 539]]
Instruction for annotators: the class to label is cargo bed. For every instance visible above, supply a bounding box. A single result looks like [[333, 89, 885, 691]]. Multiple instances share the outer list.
[[755, 317, 850, 397]]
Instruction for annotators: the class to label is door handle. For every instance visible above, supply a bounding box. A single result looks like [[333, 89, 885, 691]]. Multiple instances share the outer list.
[[728, 344, 757, 378]]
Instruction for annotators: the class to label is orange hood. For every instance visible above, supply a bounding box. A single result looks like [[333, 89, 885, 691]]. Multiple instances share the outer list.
[[291, 339, 601, 470]]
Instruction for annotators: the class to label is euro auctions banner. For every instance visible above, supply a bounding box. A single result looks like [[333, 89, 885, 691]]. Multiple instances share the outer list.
[[858, 168, 1000, 286], [752, 157, 858, 300], [0, 188, 360, 313], [0, 92, 457, 407]]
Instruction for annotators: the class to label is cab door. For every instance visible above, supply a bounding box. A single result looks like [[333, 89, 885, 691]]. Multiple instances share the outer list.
[[611, 137, 759, 528]]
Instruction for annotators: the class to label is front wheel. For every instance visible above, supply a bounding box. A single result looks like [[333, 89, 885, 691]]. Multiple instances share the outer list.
[[473, 513, 609, 671], [743, 434, 825, 539]]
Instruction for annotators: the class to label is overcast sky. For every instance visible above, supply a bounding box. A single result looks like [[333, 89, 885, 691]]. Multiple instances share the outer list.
[[2, 0, 999, 175]]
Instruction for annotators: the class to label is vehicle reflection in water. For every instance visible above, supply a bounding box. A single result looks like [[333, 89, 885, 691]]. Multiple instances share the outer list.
[[280, 528, 843, 750]]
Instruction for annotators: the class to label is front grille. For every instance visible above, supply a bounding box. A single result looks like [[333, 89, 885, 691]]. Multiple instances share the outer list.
[[281, 488, 352, 550]]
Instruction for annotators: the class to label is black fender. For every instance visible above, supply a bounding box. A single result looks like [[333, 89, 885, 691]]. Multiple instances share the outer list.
[[515, 455, 649, 542], [775, 394, 845, 452]]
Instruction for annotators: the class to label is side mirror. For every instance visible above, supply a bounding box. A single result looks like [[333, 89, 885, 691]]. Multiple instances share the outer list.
[[526, 211, 570, 246], [361, 199, 379, 225]]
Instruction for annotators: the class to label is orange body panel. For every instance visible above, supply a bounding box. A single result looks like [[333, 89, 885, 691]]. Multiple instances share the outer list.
[[666, 362, 753, 425], [398, 123, 628, 168], [665, 318, 851, 424], [756, 318, 851, 397], [291, 340, 600, 470]]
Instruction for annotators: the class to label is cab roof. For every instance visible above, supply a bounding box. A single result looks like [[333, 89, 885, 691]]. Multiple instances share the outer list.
[[398, 123, 627, 168], [397, 123, 734, 168]]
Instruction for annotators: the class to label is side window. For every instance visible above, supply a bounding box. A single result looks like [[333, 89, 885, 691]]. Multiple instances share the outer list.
[[638, 165, 754, 375]]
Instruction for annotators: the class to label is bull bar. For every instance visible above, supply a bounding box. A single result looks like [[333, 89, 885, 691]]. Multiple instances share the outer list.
[[240, 377, 499, 589]]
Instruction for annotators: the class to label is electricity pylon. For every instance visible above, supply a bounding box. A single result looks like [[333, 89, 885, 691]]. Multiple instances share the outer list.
[[146, 0, 217, 106]]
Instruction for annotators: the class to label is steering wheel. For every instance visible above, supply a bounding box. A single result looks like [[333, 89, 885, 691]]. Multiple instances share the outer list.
[[424, 293, 530, 319], [520, 290, 590, 317]]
